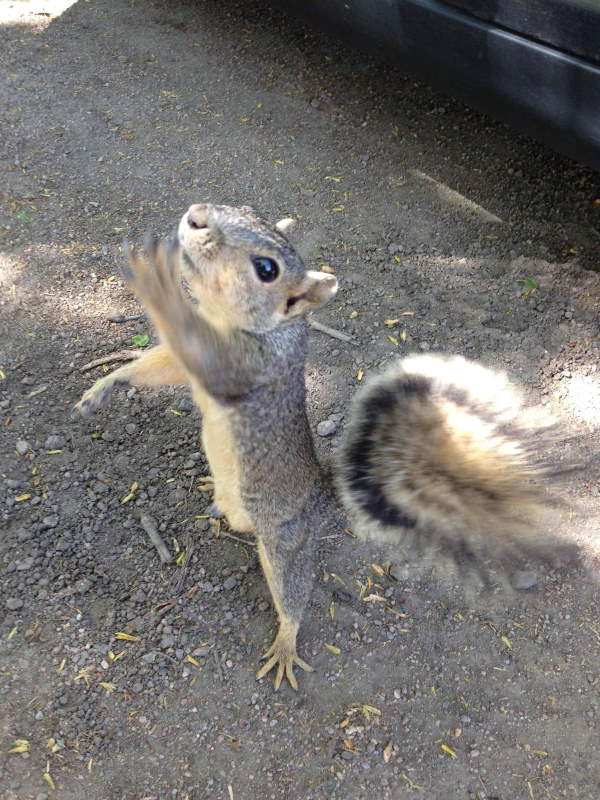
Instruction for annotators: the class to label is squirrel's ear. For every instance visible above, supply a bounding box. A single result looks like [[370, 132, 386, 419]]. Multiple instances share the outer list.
[[275, 217, 296, 234], [283, 270, 338, 318]]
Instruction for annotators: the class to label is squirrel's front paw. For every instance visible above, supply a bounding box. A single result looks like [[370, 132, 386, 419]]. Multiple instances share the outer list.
[[122, 234, 183, 314], [73, 376, 129, 418], [256, 620, 313, 691]]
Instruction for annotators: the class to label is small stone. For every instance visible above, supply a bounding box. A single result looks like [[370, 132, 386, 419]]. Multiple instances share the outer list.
[[44, 434, 65, 449], [16, 557, 34, 571], [223, 576, 237, 591], [42, 515, 59, 529], [317, 419, 337, 437], [178, 397, 194, 413], [6, 597, 23, 610], [512, 570, 538, 590], [389, 563, 410, 581], [101, 430, 115, 442], [125, 423, 137, 435], [341, 750, 354, 760], [16, 439, 31, 456], [160, 634, 175, 649], [142, 651, 158, 664], [257, 600, 269, 612]]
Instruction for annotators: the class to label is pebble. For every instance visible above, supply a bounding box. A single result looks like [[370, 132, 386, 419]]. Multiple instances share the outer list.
[[160, 634, 176, 649], [389, 564, 410, 581], [223, 576, 237, 591], [45, 434, 65, 449], [512, 570, 538, 590], [125, 423, 137, 435], [6, 598, 24, 610], [178, 397, 194, 412], [317, 418, 338, 437], [143, 651, 158, 664], [16, 557, 34, 571], [42, 514, 59, 529], [16, 439, 31, 456]]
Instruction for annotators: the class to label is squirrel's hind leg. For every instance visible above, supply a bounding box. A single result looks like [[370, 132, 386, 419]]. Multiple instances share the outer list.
[[255, 525, 314, 691]]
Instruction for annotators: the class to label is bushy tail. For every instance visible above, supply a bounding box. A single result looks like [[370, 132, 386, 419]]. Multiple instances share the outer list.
[[336, 354, 576, 578]]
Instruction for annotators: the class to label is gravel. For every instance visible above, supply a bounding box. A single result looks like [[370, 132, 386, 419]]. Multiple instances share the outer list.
[[0, 1, 598, 799]]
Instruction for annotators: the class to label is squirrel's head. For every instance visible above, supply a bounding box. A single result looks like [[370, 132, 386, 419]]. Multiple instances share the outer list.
[[177, 203, 338, 333]]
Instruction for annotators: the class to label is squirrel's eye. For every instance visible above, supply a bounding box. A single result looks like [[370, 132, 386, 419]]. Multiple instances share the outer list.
[[251, 255, 280, 283]]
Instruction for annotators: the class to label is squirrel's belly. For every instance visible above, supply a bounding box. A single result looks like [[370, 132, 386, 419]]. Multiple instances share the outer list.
[[193, 385, 255, 534]]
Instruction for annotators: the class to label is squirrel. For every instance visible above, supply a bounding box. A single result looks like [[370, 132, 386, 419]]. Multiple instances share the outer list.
[[74, 202, 568, 690]]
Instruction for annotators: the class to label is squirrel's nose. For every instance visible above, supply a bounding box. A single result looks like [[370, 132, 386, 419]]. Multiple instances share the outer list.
[[187, 204, 209, 230]]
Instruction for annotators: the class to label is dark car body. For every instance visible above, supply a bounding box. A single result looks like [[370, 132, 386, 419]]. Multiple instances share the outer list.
[[275, 0, 600, 169]]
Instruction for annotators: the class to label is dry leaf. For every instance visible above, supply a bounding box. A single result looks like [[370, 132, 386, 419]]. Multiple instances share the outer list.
[[383, 741, 393, 763], [8, 739, 30, 754], [43, 772, 56, 791], [441, 743, 457, 758], [324, 643, 341, 655], [114, 632, 140, 642]]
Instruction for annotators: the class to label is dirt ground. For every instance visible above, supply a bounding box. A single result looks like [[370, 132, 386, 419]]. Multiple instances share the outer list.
[[1, 1, 600, 798]]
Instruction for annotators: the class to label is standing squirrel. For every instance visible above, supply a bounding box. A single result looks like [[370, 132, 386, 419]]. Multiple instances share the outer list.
[[75, 203, 566, 690]]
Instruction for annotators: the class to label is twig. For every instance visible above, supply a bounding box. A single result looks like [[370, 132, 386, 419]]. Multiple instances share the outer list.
[[213, 648, 224, 682], [310, 318, 357, 345], [80, 350, 141, 372], [220, 529, 256, 548], [106, 312, 145, 323], [140, 514, 172, 564]]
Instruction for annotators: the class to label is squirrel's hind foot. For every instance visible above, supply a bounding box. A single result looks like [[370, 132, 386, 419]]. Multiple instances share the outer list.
[[256, 620, 313, 691]]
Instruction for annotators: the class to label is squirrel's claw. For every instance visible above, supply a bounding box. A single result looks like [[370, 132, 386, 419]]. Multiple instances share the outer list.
[[256, 624, 313, 691]]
